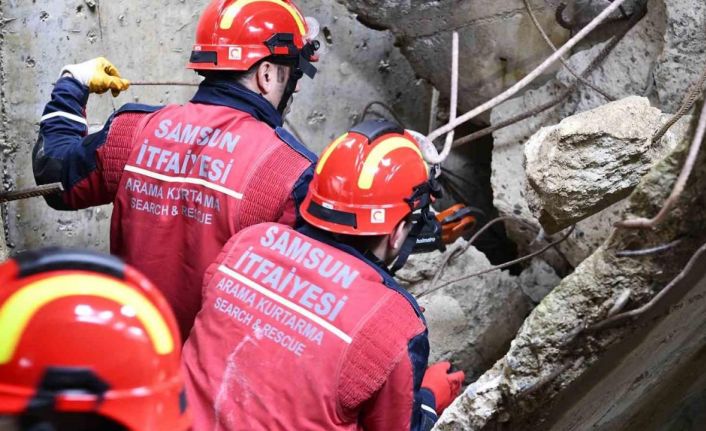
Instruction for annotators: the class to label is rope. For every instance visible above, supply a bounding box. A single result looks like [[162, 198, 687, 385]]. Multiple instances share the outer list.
[[428, 215, 534, 289], [422, 0, 636, 164], [444, 32, 460, 151], [651, 63, 706, 144], [417, 225, 575, 298], [523, 0, 615, 101], [451, 4, 644, 149], [617, 92, 706, 229]]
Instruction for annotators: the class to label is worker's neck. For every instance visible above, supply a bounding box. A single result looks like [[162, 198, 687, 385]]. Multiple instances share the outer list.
[[237, 76, 260, 96], [367, 238, 393, 266]]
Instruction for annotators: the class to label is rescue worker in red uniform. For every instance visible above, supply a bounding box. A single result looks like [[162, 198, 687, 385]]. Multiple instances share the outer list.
[[183, 120, 465, 430], [0, 249, 191, 431], [32, 0, 321, 339]]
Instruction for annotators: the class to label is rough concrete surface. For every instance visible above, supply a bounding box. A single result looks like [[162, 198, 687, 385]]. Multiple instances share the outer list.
[[488, 77, 633, 271], [653, 0, 706, 112], [435, 108, 706, 430], [0, 0, 429, 254], [0, 214, 7, 261], [336, 0, 702, 271], [398, 242, 560, 381], [540, 244, 706, 429], [525, 96, 690, 233], [340, 0, 569, 118], [486, 0, 691, 270]]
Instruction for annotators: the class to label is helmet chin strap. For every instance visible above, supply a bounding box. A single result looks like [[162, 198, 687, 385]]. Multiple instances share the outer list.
[[389, 210, 429, 275], [277, 69, 301, 115], [389, 175, 444, 275], [276, 47, 317, 115], [273, 38, 319, 115]]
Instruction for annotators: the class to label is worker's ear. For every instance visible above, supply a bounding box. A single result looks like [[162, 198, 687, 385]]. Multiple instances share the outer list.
[[255, 61, 277, 96], [389, 218, 412, 253]]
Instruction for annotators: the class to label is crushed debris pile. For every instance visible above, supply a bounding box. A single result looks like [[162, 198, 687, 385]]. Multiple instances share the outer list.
[[399, 245, 560, 380], [436, 106, 706, 430]]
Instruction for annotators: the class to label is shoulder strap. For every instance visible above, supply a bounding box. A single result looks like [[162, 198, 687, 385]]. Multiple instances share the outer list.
[[275, 127, 317, 163]]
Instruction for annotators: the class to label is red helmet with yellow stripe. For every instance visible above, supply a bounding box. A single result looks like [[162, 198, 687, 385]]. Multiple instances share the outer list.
[[188, 0, 319, 78], [302, 120, 433, 236], [0, 249, 190, 431]]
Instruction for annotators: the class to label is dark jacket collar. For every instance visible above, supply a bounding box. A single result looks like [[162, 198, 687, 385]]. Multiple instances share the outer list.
[[191, 79, 283, 129], [297, 225, 390, 275]]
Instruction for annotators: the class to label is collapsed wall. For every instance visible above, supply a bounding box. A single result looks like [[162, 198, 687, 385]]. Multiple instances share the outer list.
[[436, 103, 706, 429], [343, 0, 706, 429]]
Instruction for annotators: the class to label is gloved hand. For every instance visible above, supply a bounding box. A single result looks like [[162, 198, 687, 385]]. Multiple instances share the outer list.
[[61, 57, 130, 97], [421, 361, 465, 415]]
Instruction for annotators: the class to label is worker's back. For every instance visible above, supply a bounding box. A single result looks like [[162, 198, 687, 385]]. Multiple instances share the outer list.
[[34, 77, 316, 339], [109, 83, 315, 338], [183, 223, 430, 431]]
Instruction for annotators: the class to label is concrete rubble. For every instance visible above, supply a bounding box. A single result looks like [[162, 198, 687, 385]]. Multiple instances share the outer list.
[[398, 244, 560, 380], [488, 0, 669, 270], [2, 0, 706, 429], [525, 96, 691, 233], [435, 110, 706, 430], [344, 0, 706, 428], [343, 0, 704, 271]]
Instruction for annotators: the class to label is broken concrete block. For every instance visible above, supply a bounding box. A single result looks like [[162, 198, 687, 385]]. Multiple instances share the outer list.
[[489, 0, 669, 270], [436, 108, 706, 430], [398, 242, 560, 379], [525, 96, 691, 234]]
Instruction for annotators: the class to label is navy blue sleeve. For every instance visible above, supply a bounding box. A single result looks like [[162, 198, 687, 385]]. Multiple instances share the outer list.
[[409, 332, 437, 431], [34, 77, 160, 210], [33, 76, 95, 209], [291, 163, 315, 227]]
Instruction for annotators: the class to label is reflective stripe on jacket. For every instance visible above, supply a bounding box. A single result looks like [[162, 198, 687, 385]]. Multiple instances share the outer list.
[[183, 223, 437, 431], [34, 77, 316, 338]]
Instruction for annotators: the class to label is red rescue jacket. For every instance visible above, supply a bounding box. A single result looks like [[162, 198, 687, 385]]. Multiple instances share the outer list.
[[34, 78, 316, 338], [183, 223, 438, 431]]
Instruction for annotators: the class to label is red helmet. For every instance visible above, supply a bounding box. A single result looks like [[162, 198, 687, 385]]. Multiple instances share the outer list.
[[0, 249, 190, 431], [301, 120, 432, 236], [188, 0, 318, 78]]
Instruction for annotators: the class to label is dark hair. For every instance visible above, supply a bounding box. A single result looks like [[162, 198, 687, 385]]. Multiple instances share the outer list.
[[197, 68, 256, 85], [197, 57, 296, 85], [309, 212, 416, 255]]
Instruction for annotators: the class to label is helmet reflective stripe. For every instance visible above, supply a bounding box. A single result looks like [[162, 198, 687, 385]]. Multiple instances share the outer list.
[[316, 133, 350, 175], [301, 120, 430, 236], [221, 0, 307, 35], [0, 274, 175, 364], [358, 137, 426, 190]]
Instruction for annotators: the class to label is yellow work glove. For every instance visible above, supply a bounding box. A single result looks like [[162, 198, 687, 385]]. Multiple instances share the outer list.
[[61, 57, 130, 97]]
